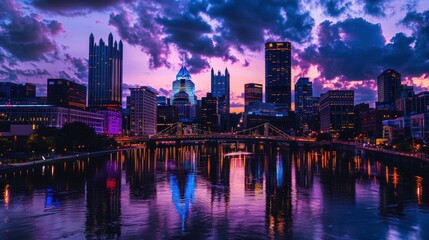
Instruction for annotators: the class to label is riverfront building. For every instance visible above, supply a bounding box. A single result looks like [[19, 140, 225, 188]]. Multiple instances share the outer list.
[[47, 79, 86, 110], [0, 105, 104, 134], [201, 93, 219, 133], [319, 90, 354, 133], [295, 77, 314, 134], [88, 33, 123, 111], [88, 33, 123, 135], [128, 86, 157, 136]]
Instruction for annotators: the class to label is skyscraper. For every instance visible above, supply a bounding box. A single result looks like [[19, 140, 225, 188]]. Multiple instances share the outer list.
[[377, 69, 401, 104], [128, 86, 157, 136], [319, 90, 354, 133], [171, 66, 197, 105], [294, 77, 313, 134], [265, 42, 292, 111], [201, 93, 219, 133], [47, 78, 86, 110], [88, 33, 123, 111], [211, 68, 230, 131], [244, 83, 263, 113]]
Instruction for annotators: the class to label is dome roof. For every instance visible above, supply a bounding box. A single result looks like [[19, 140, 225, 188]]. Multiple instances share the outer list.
[[173, 90, 190, 104], [176, 66, 191, 80]]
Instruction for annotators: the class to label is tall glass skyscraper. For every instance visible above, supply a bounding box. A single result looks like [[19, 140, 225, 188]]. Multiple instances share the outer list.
[[377, 69, 401, 104], [171, 66, 197, 105], [295, 77, 314, 134], [88, 33, 123, 111], [211, 68, 230, 131], [265, 42, 291, 112]]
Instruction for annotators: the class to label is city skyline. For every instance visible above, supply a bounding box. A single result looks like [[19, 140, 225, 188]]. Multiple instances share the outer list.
[[0, 0, 428, 112]]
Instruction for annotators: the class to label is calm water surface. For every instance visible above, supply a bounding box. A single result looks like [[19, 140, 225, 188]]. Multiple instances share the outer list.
[[1, 145, 429, 239]]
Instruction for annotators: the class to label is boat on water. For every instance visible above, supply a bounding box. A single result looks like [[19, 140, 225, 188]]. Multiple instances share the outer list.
[[224, 151, 252, 157]]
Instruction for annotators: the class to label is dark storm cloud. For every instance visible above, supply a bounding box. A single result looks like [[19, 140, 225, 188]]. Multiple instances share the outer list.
[[0, 1, 64, 62], [107, 0, 314, 73], [158, 88, 172, 96], [181, 53, 211, 74], [299, 18, 386, 81], [360, 0, 392, 17], [209, 0, 314, 51], [0, 64, 50, 82], [109, 5, 170, 69], [33, 0, 130, 12], [298, 16, 429, 82], [320, 0, 352, 17], [64, 54, 88, 82], [400, 10, 429, 74]]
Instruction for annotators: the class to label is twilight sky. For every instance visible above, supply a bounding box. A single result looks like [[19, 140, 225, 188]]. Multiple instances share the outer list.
[[0, 0, 428, 112]]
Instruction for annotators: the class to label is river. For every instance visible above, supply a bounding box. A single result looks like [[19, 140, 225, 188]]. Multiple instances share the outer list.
[[0, 144, 428, 239]]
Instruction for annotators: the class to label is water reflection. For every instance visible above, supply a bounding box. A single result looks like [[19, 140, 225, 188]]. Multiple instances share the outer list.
[[0, 144, 428, 239]]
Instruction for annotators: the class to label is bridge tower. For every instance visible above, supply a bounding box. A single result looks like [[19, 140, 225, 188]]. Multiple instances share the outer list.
[[264, 123, 269, 138], [177, 122, 183, 137]]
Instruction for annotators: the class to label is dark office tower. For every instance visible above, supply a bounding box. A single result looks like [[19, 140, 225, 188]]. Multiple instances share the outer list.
[[244, 83, 263, 113], [377, 69, 401, 104], [319, 90, 354, 133], [295, 77, 313, 134], [211, 68, 230, 131], [0, 82, 36, 98], [201, 93, 219, 133], [47, 79, 87, 110], [88, 33, 123, 111], [265, 42, 291, 111]]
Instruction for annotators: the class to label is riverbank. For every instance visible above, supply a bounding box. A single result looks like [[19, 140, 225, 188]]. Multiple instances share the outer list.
[[334, 140, 429, 162], [0, 147, 138, 173]]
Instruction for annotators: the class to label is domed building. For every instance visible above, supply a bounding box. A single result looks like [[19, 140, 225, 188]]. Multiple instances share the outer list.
[[172, 75, 195, 121]]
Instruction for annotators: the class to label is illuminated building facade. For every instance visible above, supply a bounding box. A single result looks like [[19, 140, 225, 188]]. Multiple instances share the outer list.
[[88, 33, 123, 112], [294, 77, 314, 134], [47, 79, 86, 110], [244, 83, 263, 113], [211, 68, 230, 131], [319, 90, 354, 133], [201, 93, 219, 132], [377, 69, 401, 104], [128, 86, 157, 136], [171, 66, 197, 105], [0, 105, 104, 134], [265, 42, 292, 111]]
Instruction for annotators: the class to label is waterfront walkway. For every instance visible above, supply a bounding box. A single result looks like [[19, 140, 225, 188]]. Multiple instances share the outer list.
[[335, 141, 429, 162], [0, 147, 136, 173]]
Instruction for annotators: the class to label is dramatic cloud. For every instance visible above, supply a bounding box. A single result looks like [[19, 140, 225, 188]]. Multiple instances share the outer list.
[[33, 0, 130, 14], [209, 0, 314, 50], [64, 54, 88, 82], [109, 5, 170, 69], [360, 0, 392, 17], [298, 15, 429, 82], [319, 0, 351, 17], [0, 1, 64, 61], [107, 0, 314, 73], [158, 88, 172, 96], [0, 64, 50, 82]]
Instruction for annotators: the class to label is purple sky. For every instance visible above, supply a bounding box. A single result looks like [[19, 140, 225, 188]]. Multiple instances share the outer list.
[[0, 0, 428, 112]]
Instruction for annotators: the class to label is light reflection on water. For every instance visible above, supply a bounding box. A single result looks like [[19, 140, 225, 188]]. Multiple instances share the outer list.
[[0, 145, 429, 239]]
